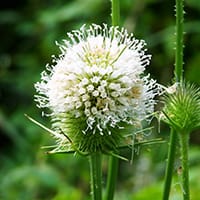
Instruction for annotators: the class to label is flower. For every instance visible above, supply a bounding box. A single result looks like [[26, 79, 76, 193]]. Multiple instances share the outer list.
[[35, 24, 159, 153], [162, 81, 200, 133]]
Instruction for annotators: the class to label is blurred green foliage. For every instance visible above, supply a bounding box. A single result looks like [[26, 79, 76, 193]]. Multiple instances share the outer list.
[[0, 0, 200, 199]]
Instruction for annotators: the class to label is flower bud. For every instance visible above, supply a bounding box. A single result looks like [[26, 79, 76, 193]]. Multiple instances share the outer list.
[[162, 81, 200, 133]]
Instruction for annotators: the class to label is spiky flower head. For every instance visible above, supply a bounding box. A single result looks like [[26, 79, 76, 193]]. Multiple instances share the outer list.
[[35, 24, 159, 153], [162, 81, 200, 133]]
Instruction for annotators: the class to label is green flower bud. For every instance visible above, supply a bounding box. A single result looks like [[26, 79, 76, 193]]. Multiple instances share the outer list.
[[162, 81, 200, 133]]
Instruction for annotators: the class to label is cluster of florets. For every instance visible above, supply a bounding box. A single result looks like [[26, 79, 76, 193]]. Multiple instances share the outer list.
[[35, 24, 159, 153]]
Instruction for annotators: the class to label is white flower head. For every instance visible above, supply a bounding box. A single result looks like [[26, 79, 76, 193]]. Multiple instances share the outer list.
[[35, 24, 159, 153]]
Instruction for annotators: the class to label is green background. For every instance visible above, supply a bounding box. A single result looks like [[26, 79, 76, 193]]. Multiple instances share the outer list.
[[1, 0, 200, 199]]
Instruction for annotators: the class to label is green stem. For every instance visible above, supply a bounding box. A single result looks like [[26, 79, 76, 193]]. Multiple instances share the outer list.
[[179, 133, 190, 200], [175, 0, 184, 82], [90, 152, 102, 200], [105, 156, 119, 200], [104, 1, 120, 200], [162, 0, 185, 198], [162, 128, 177, 200], [111, 0, 120, 26]]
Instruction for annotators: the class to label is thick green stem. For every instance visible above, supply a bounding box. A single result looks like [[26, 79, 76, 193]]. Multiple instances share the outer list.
[[90, 152, 102, 200], [179, 133, 190, 200], [162, 128, 177, 200], [175, 0, 184, 81], [111, 0, 120, 26], [105, 156, 119, 200]]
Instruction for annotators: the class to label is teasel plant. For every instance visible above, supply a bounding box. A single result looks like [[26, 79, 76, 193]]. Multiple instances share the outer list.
[[26, 0, 163, 199], [162, 81, 200, 200], [162, 0, 200, 200]]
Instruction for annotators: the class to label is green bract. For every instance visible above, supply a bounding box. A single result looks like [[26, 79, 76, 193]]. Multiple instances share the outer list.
[[162, 82, 200, 133]]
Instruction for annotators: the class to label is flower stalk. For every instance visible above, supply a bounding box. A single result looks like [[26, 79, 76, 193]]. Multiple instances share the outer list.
[[162, 128, 177, 200], [111, 0, 120, 26], [162, 0, 185, 199], [175, 0, 184, 82], [179, 133, 190, 200], [90, 152, 102, 200], [105, 156, 119, 200]]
